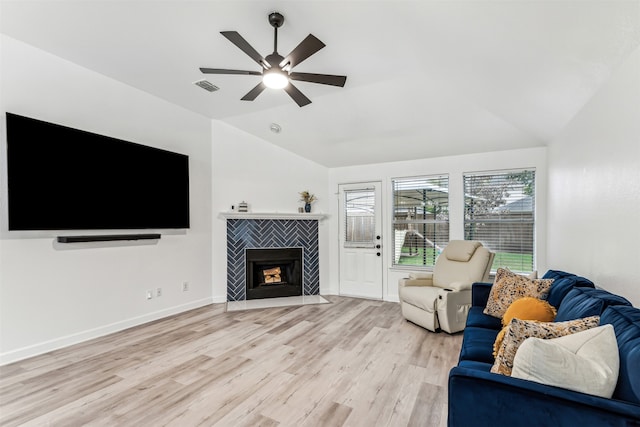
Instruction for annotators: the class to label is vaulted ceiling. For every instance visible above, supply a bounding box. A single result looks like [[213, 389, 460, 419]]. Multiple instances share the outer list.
[[2, 1, 639, 167]]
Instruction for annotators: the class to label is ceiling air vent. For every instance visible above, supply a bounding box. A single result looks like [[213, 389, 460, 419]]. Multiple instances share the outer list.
[[194, 79, 219, 92]]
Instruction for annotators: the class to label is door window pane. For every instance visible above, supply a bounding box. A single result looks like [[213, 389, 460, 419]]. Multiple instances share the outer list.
[[344, 189, 375, 247]]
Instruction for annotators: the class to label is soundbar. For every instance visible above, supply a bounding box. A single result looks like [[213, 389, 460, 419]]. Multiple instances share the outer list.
[[57, 234, 161, 243]]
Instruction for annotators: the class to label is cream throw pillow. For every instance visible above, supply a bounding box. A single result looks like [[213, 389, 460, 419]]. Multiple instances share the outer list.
[[512, 324, 619, 398]]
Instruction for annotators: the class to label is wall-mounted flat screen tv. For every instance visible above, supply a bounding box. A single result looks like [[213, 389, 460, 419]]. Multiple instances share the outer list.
[[5, 112, 190, 230]]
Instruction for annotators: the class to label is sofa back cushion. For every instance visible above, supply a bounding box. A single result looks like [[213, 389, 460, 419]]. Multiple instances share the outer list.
[[555, 287, 632, 322], [542, 269, 579, 281], [542, 271, 595, 308], [600, 305, 640, 404]]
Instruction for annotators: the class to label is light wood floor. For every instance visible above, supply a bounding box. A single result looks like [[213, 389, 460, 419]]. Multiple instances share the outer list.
[[0, 296, 462, 427]]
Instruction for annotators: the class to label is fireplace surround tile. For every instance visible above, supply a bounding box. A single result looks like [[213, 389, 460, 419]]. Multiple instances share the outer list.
[[226, 218, 319, 301]]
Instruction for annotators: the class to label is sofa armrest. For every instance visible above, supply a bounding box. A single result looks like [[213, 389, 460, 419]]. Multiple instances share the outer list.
[[448, 367, 640, 427], [471, 282, 493, 307]]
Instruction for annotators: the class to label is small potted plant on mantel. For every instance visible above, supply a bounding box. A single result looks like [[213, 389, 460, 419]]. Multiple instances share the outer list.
[[299, 191, 317, 213]]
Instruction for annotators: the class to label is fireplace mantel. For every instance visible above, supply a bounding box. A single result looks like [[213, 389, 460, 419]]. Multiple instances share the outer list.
[[219, 212, 327, 221]]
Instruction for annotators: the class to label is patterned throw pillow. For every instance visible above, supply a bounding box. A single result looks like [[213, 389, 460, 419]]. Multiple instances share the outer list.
[[491, 316, 600, 376], [484, 268, 554, 319]]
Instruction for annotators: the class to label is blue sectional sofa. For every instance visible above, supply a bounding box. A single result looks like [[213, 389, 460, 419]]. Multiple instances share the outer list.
[[448, 270, 640, 427]]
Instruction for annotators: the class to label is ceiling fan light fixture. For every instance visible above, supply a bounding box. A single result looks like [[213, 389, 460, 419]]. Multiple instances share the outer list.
[[200, 12, 346, 106], [263, 69, 289, 89]]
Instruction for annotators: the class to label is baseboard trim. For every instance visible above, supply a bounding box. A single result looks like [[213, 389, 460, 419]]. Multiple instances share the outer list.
[[211, 295, 227, 304], [0, 297, 214, 366]]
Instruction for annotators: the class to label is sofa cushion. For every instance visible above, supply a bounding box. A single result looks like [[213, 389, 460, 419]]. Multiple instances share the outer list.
[[457, 359, 493, 372], [459, 326, 499, 364], [491, 315, 600, 376], [542, 269, 579, 280], [466, 306, 502, 330], [555, 287, 632, 322], [600, 305, 640, 404], [484, 268, 553, 318], [547, 276, 595, 309], [511, 325, 619, 398]]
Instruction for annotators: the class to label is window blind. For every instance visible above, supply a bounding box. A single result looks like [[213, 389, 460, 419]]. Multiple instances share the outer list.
[[392, 175, 449, 268], [464, 169, 535, 273]]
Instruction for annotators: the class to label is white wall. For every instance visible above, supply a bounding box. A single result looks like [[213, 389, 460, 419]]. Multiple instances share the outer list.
[[0, 36, 213, 364], [328, 147, 548, 301], [211, 121, 329, 300], [547, 46, 640, 306]]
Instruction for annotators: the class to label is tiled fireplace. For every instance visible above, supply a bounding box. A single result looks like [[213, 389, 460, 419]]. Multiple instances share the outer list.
[[225, 215, 321, 301]]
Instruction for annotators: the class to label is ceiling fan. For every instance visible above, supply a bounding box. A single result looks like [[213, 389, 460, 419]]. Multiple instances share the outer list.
[[200, 12, 347, 107]]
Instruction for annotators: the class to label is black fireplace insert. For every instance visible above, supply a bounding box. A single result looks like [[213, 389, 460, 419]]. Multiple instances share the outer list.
[[245, 248, 303, 300]]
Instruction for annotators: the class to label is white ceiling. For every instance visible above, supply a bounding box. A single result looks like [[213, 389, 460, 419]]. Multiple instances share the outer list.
[[1, 1, 639, 167]]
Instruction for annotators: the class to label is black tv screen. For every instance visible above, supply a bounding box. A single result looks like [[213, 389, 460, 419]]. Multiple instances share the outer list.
[[5, 112, 190, 230]]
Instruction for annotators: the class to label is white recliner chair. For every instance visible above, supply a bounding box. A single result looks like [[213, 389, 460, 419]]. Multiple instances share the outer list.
[[398, 240, 494, 333]]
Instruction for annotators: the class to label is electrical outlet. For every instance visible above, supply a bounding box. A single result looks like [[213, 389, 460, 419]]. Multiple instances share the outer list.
[[156, 287, 162, 297], [146, 290, 153, 300], [182, 282, 189, 292]]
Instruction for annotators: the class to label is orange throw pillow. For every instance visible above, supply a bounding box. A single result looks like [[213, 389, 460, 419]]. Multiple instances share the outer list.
[[503, 297, 557, 326], [493, 297, 557, 358]]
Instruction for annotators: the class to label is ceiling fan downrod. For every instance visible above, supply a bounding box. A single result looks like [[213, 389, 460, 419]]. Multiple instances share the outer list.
[[269, 12, 284, 55]]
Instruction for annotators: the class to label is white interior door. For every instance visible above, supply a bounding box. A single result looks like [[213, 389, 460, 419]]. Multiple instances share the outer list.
[[338, 182, 383, 299]]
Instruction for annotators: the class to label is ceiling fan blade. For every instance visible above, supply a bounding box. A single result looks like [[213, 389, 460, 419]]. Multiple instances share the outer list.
[[283, 82, 312, 107], [241, 82, 267, 101], [279, 34, 325, 70], [289, 72, 347, 87], [221, 31, 268, 68], [200, 68, 262, 76]]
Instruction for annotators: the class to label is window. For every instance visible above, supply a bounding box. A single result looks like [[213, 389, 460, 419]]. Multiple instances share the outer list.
[[464, 169, 535, 273], [392, 175, 449, 268]]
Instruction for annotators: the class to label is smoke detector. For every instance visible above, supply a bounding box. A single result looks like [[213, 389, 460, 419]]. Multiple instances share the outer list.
[[194, 79, 219, 92]]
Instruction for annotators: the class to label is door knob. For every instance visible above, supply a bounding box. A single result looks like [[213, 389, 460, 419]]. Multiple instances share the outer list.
[[376, 244, 381, 249], [376, 252, 381, 256]]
